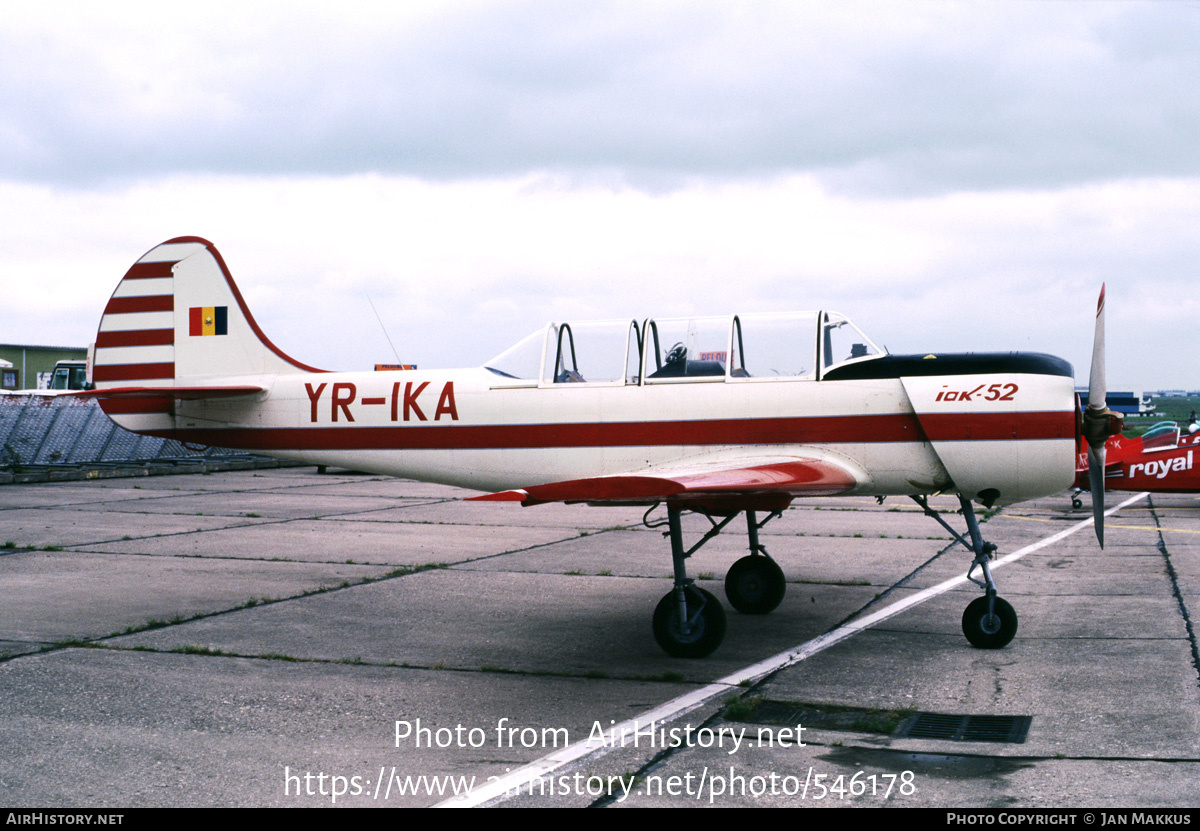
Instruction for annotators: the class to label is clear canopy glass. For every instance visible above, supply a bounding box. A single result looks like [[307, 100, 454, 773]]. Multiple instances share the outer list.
[[484, 311, 883, 384]]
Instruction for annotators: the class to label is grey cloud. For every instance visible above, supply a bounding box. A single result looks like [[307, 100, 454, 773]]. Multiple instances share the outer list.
[[2, 2, 1199, 194]]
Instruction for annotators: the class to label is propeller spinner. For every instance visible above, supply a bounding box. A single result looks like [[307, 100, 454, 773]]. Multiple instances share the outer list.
[[1082, 284, 1124, 546]]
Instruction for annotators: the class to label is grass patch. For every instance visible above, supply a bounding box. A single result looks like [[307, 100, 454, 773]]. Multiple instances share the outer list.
[[380, 563, 446, 579], [480, 665, 517, 674], [259, 652, 302, 662], [170, 645, 228, 657], [42, 637, 91, 651], [723, 694, 764, 721]]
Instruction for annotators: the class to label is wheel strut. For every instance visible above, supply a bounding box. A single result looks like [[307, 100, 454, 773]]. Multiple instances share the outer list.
[[651, 505, 726, 658], [725, 510, 787, 614], [911, 494, 1018, 649]]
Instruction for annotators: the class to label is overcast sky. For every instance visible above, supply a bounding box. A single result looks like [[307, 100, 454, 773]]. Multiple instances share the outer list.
[[3, 0, 1199, 388]]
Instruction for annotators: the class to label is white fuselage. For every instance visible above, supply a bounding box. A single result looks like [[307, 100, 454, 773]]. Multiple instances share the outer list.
[[123, 364, 1080, 506]]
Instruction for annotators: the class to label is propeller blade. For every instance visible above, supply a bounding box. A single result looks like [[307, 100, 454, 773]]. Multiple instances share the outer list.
[[1083, 283, 1115, 548], [1088, 443, 1105, 548], [1088, 283, 1106, 412]]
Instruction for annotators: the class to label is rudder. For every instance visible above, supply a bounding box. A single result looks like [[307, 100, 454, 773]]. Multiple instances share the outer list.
[[94, 237, 318, 392]]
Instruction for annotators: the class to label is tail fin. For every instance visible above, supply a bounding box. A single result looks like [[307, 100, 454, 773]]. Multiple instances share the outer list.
[[94, 236, 321, 390], [91, 237, 323, 430]]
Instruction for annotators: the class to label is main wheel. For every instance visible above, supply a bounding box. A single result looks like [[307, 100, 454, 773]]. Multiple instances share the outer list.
[[962, 595, 1018, 649], [724, 555, 786, 614], [652, 587, 727, 658]]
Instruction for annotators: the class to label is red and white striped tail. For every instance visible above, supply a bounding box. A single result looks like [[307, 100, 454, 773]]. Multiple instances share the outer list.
[[92, 237, 318, 429], [95, 240, 195, 390]]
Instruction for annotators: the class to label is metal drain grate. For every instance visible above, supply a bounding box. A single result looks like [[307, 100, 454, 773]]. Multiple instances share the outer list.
[[730, 700, 912, 736], [896, 713, 1031, 743], [726, 699, 1032, 744]]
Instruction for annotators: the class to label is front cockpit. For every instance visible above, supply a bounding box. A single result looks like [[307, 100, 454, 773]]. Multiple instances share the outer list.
[[484, 312, 884, 387]]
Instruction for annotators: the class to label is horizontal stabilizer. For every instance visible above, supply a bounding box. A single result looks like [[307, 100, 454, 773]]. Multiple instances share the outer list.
[[76, 385, 265, 400]]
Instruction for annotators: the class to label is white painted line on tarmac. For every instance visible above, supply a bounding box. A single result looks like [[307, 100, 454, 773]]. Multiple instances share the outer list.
[[436, 491, 1149, 807]]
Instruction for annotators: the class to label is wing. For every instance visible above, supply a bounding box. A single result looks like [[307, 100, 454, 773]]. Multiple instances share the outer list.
[[467, 453, 862, 510]]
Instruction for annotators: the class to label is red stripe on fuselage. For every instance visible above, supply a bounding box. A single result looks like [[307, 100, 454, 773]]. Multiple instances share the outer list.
[[918, 411, 1073, 441], [95, 329, 175, 348], [143, 410, 1072, 452]]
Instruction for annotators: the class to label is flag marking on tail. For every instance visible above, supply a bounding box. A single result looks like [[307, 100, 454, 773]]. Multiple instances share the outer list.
[[189, 306, 228, 337]]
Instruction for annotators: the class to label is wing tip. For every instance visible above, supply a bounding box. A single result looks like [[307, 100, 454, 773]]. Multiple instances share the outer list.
[[465, 489, 529, 502]]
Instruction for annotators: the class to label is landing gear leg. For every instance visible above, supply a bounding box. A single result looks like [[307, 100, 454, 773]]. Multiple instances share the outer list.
[[911, 494, 1019, 649], [724, 510, 786, 614], [652, 506, 726, 658]]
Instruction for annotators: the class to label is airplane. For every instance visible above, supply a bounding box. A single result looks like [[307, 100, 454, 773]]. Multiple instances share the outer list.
[[83, 236, 1122, 658], [1074, 419, 1200, 499]]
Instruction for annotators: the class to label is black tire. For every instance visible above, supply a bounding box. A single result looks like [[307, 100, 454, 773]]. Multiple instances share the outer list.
[[652, 587, 727, 658], [961, 595, 1018, 649], [1072, 497, 1083, 510], [724, 555, 786, 614]]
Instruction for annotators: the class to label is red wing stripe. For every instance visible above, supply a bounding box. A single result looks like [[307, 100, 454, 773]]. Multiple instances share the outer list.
[[522, 461, 857, 503], [673, 460, 856, 492], [94, 363, 174, 382], [142, 411, 1074, 452], [103, 295, 173, 315], [123, 261, 176, 280], [95, 329, 175, 348]]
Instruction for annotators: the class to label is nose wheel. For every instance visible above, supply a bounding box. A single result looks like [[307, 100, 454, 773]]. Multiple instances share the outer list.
[[912, 494, 1020, 650], [961, 593, 1018, 649]]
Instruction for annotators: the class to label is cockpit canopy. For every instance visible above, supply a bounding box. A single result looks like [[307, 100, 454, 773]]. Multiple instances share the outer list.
[[485, 312, 883, 386]]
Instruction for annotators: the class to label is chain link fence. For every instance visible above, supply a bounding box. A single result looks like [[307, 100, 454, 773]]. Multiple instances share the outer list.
[[0, 394, 284, 481]]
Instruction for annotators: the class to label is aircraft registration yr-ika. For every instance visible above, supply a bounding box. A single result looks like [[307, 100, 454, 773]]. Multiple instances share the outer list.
[[85, 237, 1121, 658]]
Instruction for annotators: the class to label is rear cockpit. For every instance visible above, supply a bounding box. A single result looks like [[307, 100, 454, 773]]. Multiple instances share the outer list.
[[484, 312, 884, 387]]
